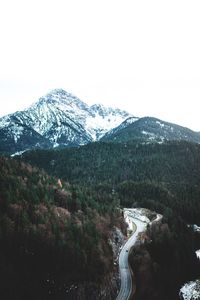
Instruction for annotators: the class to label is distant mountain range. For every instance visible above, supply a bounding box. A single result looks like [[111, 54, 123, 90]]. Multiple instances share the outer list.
[[0, 88, 200, 155]]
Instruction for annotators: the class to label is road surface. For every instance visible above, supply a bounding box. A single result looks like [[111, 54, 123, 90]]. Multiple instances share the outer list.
[[116, 217, 147, 300]]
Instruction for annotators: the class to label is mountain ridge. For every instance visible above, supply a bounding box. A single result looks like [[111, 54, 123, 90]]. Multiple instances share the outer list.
[[102, 116, 200, 144], [1, 88, 200, 155], [0, 89, 132, 154]]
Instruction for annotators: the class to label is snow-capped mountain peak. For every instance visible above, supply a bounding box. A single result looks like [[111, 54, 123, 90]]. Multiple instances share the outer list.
[[0, 89, 133, 154], [30, 89, 89, 112], [27, 90, 133, 142]]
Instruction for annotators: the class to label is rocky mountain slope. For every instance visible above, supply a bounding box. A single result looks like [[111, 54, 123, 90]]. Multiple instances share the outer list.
[[1, 89, 200, 155], [0, 89, 132, 154]]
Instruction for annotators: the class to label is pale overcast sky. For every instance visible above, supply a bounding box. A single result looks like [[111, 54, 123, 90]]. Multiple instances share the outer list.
[[0, 0, 200, 131]]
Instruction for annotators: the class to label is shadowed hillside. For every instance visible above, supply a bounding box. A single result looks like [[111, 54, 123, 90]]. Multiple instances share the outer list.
[[0, 156, 125, 300]]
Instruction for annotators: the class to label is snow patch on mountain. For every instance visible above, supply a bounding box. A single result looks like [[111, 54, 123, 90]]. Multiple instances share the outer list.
[[86, 104, 131, 140], [192, 225, 200, 232], [156, 120, 165, 128], [0, 116, 11, 129], [11, 149, 28, 157], [141, 130, 164, 141], [195, 250, 200, 259], [0, 116, 25, 142], [116, 116, 139, 129], [12, 125, 24, 143], [101, 116, 138, 140], [180, 280, 200, 300], [142, 130, 150, 135]]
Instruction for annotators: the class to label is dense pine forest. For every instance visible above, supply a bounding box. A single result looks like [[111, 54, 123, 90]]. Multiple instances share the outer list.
[[0, 157, 125, 300], [20, 140, 200, 299], [21, 140, 200, 223], [1, 140, 200, 299]]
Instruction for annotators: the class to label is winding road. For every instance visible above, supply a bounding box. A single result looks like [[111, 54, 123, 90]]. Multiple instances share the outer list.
[[116, 214, 147, 300]]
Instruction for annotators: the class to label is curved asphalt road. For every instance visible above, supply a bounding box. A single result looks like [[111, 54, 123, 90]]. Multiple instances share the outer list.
[[116, 218, 147, 300]]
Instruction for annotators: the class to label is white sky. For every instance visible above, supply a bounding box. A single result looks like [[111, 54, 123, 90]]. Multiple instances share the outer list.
[[0, 0, 200, 131]]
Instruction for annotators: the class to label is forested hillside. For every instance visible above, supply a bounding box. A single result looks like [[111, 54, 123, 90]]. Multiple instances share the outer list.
[[101, 117, 200, 144], [20, 140, 200, 299], [21, 140, 200, 224], [129, 216, 200, 300], [0, 157, 125, 300]]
